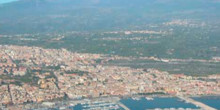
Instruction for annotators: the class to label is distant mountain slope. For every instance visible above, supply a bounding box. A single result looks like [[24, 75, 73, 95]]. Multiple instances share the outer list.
[[0, 0, 219, 34]]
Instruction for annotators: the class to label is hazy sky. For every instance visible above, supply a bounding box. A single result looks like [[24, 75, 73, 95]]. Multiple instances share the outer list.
[[0, 0, 18, 4]]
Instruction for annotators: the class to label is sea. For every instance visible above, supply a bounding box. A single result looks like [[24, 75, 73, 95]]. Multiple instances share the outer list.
[[193, 96, 220, 110], [120, 97, 199, 110], [69, 96, 220, 110]]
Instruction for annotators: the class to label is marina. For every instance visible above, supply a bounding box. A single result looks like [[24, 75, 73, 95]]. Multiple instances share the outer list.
[[120, 97, 200, 110], [12, 96, 220, 110]]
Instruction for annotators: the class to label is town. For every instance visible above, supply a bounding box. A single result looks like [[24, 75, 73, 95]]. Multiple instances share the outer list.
[[0, 45, 220, 108]]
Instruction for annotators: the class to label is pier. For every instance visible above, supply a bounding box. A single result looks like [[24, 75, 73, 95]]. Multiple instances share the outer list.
[[118, 102, 130, 110], [178, 96, 217, 110]]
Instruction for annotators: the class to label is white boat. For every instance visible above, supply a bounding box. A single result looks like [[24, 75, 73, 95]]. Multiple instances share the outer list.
[[59, 106, 66, 110], [145, 97, 154, 100], [132, 97, 141, 100]]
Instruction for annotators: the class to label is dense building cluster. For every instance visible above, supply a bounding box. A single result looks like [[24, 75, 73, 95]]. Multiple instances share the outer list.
[[0, 45, 220, 106]]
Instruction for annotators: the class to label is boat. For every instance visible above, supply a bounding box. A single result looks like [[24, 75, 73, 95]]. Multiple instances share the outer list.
[[132, 97, 141, 100], [59, 106, 66, 110], [145, 97, 154, 100]]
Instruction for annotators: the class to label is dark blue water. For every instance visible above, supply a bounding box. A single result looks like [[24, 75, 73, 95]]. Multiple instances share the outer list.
[[120, 97, 199, 110], [71, 104, 83, 110], [60, 97, 220, 110], [193, 96, 220, 110]]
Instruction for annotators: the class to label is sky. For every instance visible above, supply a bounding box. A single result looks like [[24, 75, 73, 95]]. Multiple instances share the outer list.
[[0, 0, 18, 4]]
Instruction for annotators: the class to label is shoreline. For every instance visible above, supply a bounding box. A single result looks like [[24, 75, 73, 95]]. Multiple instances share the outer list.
[[4, 94, 220, 109]]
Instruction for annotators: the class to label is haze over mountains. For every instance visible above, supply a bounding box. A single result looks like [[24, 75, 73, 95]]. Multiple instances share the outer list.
[[0, 0, 219, 34], [0, 0, 220, 62]]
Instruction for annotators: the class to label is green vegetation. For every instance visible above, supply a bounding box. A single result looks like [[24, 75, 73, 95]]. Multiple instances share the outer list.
[[0, 28, 219, 75], [65, 70, 89, 76], [107, 59, 220, 76], [0, 0, 219, 76]]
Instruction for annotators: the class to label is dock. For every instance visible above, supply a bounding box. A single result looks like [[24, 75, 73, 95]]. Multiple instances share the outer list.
[[178, 96, 217, 110], [118, 102, 130, 110]]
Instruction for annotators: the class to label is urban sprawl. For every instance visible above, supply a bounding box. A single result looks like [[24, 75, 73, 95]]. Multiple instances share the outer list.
[[0, 45, 220, 107]]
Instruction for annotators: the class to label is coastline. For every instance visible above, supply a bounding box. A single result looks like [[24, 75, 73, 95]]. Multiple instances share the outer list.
[[5, 94, 220, 110]]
